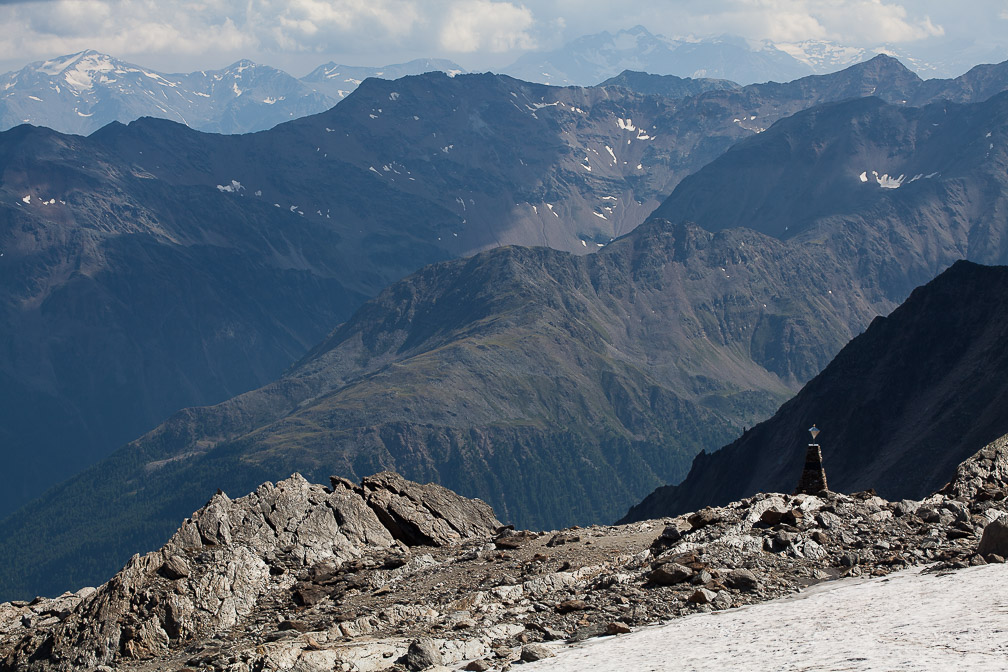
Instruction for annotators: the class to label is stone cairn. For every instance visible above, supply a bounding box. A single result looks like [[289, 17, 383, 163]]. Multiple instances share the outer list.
[[795, 424, 828, 495]]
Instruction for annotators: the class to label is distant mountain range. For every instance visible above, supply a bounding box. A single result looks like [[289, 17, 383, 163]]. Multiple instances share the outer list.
[[502, 25, 943, 86], [4, 68, 1008, 599], [0, 50, 465, 135], [622, 260, 1008, 522], [5, 55, 990, 525]]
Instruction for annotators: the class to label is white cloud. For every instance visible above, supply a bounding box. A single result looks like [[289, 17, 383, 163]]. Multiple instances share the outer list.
[[641, 0, 944, 45], [0, 0, 1000, 75], [0, 0, 422, 67], [439, 1, 536, 53]]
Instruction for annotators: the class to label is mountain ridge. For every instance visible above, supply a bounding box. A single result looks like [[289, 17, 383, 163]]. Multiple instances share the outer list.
[[4, 58, 1008, 598], [623, 260, 1008, 522], [0, 50, 466, 135]]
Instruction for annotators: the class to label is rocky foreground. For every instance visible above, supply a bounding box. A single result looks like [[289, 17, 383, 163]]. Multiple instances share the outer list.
[[2, 438, 1008, 672]]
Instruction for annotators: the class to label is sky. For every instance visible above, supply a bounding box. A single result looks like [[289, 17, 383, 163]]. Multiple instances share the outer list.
[[0, 0, 1006, 77]]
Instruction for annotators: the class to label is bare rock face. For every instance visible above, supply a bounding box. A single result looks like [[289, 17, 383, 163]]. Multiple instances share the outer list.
[[941, 433, 1008, 503], [0, 471, 502, 671], [341, 471, 502, 547]]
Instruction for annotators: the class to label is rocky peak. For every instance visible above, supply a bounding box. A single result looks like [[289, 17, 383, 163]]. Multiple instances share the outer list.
[[941, 433, 1008, 502], [0, 472, 498, 670]]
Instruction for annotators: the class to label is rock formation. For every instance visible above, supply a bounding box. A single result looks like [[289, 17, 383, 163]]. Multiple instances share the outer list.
[[2, 435, 1006, 671], [794, 443, 828, 495]]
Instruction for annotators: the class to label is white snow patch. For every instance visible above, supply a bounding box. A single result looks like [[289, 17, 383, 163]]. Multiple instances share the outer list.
[[194, 91, 210, 98], [232, 82, 242, 96], [369, 166, 382, 176], [28, 95, 42, 102], [441, 145, 453, 153], [369, 114, 378, 119], [986, 131, 992, 138], [262, 96, 284, 104], [22, 195, 30, 204], [859, 171, 868, 182], [636, 164, 643, 170], [76, 110, 92, 117], [593, 212, 607, 219], [389, 92, 399, 101], [581, 239, 587, 247], [533, 564, 1008, 672], [616, 118, 636, 132], [601, 196, 617, 201], [872, 171, 905, 189], [605, 146, 617, 164]]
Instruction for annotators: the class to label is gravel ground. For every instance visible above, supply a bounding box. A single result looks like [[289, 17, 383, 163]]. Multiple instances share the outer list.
[[532, 562, 1008, 672]]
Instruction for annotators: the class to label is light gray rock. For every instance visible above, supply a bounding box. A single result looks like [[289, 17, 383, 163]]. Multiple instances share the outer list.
[[405, 638, 444, 670], [353, 471, 501, 547], [712, 590, 733, 610], [520, 643, 555, 662]]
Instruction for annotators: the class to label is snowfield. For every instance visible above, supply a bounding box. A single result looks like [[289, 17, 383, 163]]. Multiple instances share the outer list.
[[533, 563, 1008, 671]]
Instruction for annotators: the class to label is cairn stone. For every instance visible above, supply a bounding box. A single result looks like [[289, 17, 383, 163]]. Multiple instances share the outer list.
[[795, 444, 828, 495]]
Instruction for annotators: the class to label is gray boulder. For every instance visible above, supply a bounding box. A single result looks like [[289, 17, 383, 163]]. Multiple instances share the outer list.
[[346, 471, 501, 546], [978, 517, 1008, 558], [404, 638, 443, 670]]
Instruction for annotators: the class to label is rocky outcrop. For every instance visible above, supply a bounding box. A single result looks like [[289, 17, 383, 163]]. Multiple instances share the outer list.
[[0, 472, 496, 671], [2, 435, 1007, 672], [339, 472, 502, 547]]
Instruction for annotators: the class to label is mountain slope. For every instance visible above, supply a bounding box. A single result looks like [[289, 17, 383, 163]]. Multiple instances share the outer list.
[[622, 261, 1008, 521], [598, 70, 741, 98], [4, 61, 1008, 598], [6, 56, 988, 517], [0, 217, 885, 600]]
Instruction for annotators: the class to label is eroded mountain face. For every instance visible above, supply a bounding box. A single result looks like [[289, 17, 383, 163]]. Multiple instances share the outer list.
[[2, 436, 1006, 672], [623, 261, 1008, 523]]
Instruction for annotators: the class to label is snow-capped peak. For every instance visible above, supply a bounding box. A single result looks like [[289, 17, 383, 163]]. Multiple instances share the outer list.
[[772, 40, 869, 72]]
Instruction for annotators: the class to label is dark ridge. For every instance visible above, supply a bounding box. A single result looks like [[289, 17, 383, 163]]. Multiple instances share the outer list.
[[623, 260, 1008, 522]]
